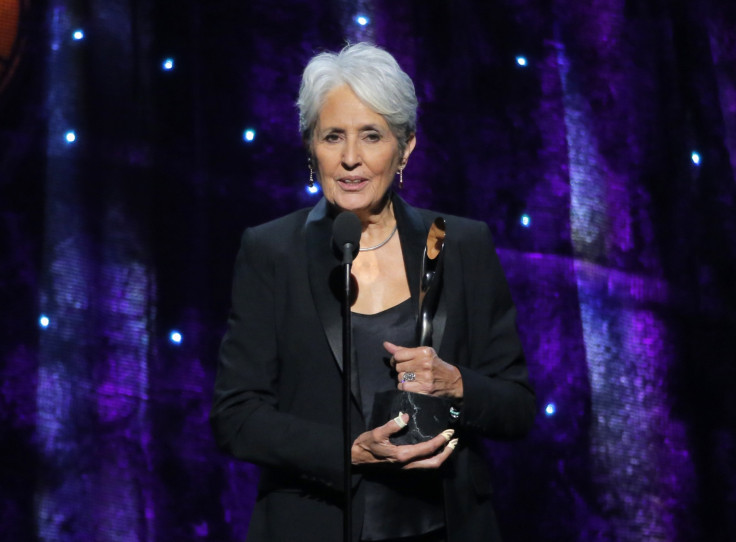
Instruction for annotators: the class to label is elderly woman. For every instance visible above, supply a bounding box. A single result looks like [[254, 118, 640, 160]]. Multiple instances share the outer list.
[[211, 43, 535, 542]]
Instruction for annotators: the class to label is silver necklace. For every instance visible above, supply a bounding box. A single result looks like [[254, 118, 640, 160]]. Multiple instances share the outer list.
[[359, 224, 398, 251]]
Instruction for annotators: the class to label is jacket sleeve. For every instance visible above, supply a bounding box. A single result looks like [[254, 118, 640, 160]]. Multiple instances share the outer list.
[[453, 221, 536, 440], [210, 227, 344, 490]]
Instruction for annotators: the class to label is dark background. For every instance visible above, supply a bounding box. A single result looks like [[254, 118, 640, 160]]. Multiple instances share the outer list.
[[2, 0, 735, 540]]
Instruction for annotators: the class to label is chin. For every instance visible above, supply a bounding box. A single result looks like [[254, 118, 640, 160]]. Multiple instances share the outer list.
[[331, 190, 392, 217], [338, 199, 372, 212]]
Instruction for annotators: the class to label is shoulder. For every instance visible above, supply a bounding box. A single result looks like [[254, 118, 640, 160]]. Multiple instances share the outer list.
[[239, 207, 313, 248], [230, 207, 315, 268], [246, 207, 313, 237]]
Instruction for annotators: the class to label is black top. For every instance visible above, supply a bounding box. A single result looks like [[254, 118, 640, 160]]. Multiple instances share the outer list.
[[353, 299, 444, 541]]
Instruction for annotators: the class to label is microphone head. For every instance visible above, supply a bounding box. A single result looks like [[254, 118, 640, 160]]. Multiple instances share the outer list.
[[333, 211, 361, 255]]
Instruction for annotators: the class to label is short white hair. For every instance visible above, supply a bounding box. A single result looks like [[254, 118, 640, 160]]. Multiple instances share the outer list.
[[297, 42, 418, 153]]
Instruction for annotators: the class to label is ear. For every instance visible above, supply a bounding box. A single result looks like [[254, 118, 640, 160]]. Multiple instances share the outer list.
[[402, 133, 417, 165]]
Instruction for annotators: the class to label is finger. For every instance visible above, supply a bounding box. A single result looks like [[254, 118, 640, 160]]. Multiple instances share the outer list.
[[384, 341, 402, 369], [405, 435, 458, 469], [391, 348, 416, 363], [384, 342, 418, 365], [371, 413, 409, 442], [400, 434, 456, 466], [404, 438, 459, 470], [393, 361, 410, 376], [383, 341, 400, 355], [393, 429, 454, 463], [391, 412, 409, 430], [398, 371, 417, 384], [398, 373, 420, 396]]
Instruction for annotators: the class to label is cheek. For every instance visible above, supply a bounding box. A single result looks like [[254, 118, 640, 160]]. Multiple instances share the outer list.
[[314, 150, 338, 176], [378, 152, 401, 176]]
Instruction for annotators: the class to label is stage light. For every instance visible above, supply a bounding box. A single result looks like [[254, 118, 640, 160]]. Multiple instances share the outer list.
[[691, 151, 701, 165], [516, 56, 528, 67], [243, 129, 256, 142], [306, 184, 320, 195], [545, 403, 556, 416], [162, 58, 175, 71], [65, 131, 76, 143], [355, 14, 370, 26], [39, 315, 50, 328], [520, 214, 531, 227], [72, 29, 84, 41], [169, 330, 182, 344]]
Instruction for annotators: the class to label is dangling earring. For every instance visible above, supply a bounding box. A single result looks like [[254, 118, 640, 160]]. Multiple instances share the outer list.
[[307, 158, 314, 189], [397, 166, 404, 190]]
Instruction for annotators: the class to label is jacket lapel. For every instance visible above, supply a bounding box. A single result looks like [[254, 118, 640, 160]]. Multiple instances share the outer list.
[[305, 199, 363, 409]]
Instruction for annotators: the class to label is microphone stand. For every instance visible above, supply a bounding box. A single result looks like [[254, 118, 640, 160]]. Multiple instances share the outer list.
[[340, 241, 356, 542], [333, 210, 361, 542]]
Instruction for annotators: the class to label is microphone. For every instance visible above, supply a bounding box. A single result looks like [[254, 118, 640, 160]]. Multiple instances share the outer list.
[[332, 211, 361, 264]]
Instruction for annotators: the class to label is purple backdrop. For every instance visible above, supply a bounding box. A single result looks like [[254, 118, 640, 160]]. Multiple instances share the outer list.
[[1, 0, 735, 541]]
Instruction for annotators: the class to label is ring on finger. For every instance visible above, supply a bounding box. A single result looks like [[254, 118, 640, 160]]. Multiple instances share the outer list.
[[402, 371, 416, 383]]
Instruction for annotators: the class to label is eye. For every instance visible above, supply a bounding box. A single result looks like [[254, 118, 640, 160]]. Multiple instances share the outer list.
[[324, 133, 341, 143], [363, 131, 381, 142]]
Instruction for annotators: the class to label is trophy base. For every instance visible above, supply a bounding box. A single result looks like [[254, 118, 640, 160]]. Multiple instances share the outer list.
[[370, 390, 451, 445]]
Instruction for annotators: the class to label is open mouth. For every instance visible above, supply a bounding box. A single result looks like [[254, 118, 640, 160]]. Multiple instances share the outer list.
[[338, 177, 369, 189]]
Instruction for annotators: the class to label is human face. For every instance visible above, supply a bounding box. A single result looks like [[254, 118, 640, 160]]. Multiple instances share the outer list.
[[311, 85, 415, 219]]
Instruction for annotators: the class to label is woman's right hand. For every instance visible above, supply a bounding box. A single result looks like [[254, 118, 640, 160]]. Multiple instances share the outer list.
[[351, 413, 458, 470]]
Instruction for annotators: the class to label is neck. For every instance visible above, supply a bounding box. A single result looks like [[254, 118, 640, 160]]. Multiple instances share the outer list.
[[363, 198, 394, 227], [357, 199, 398, 253], [326, 190, 395, 228]]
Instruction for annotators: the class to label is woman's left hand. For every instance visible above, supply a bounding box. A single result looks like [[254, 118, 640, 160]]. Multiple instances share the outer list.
[[384, 341, 463, 399]]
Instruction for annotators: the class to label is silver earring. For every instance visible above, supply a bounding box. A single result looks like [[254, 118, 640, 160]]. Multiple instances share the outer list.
[[398, 166, 404, 190], [308, 160, 314, 188]]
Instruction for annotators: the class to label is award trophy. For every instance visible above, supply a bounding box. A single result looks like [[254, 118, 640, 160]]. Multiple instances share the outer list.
[[371, 217, 452, 444]]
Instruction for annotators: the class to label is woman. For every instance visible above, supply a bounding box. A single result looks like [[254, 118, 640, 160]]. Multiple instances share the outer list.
[[211, 43, 535, 542]]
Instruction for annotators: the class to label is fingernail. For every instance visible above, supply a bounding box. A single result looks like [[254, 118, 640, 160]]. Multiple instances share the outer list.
[[393, 412, 407, 429], [441, 429, 454, 441], [447, 438, 459, 450]]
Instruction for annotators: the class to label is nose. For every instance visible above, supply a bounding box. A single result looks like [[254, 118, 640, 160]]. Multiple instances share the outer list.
[[341, 137, 361, 169]]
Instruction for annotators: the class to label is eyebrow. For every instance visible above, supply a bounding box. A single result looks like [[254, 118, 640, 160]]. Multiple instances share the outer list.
[[320, 124, 385, 134]]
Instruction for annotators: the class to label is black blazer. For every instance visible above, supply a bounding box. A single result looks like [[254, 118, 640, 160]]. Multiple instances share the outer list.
[[211, 195, 536, 542]]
